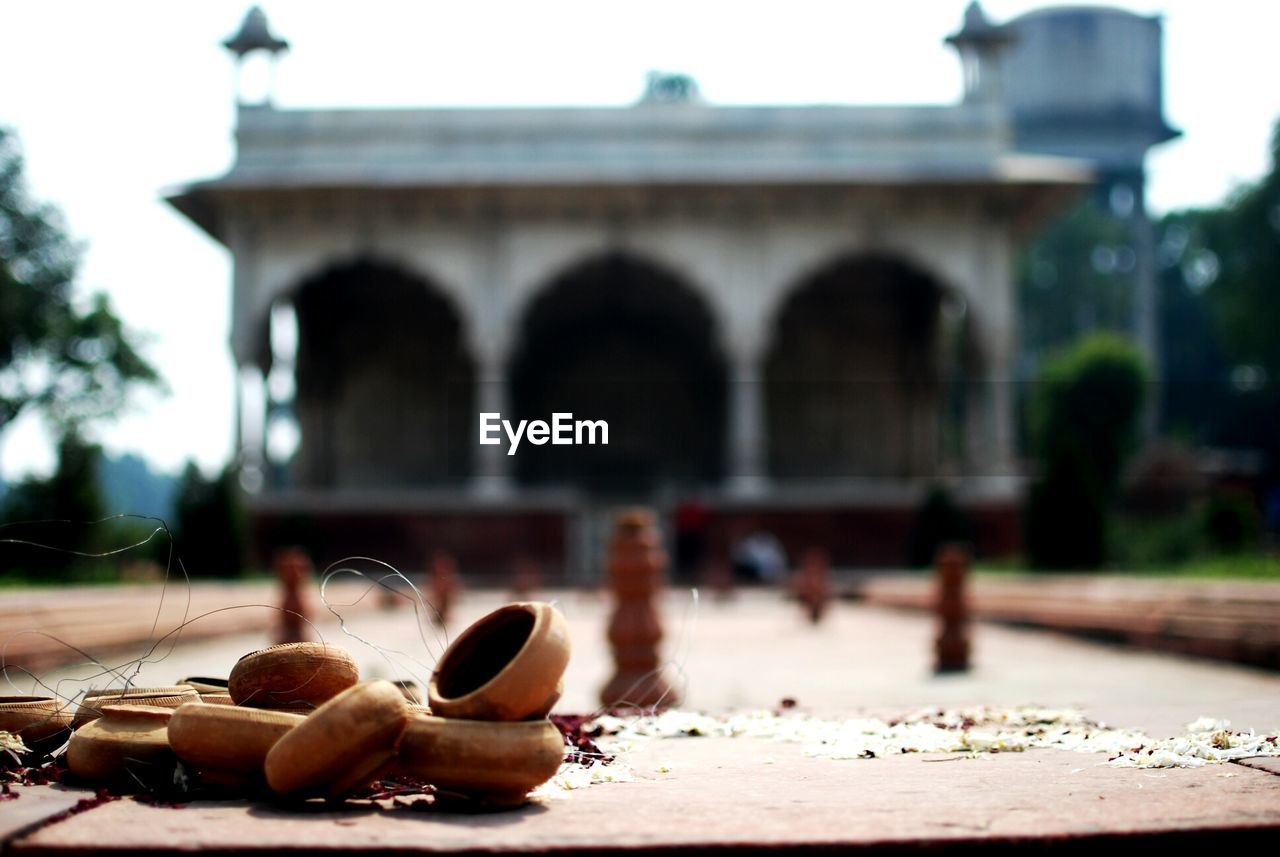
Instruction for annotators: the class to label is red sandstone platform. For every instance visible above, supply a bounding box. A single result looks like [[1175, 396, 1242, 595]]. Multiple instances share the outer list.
[[3, 737, 1279, 854]]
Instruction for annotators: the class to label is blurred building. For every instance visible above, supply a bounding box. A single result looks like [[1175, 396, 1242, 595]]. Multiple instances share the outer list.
[[169, 4, 1172, 576]]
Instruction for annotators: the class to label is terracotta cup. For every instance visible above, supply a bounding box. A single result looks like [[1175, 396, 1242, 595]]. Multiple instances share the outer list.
[[0, 696, 74, 751], [264, 680, 410, 799], [169, 702, 305, 778], [229, 642, 359, 709], [397, 716, 566, 806], [67, 704, 175, 783], [428, 602, 570, 721]]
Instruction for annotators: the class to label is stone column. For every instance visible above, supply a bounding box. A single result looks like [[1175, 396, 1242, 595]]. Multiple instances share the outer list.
[[965, 334, 1015, 482], [471, 346, 513, 497], [236, 365, 268, 494], [726, 344, 768, 496]]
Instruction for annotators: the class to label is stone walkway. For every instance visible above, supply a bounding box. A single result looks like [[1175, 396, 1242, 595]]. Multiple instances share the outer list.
[[22, 587, 1279, 735], [5, 587, 1279, 853]]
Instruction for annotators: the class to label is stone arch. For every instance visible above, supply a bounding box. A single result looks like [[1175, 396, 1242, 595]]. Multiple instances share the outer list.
[[284, 257, 475, 489], [508, 251, 728, 495], [764, 252, 956, 480]]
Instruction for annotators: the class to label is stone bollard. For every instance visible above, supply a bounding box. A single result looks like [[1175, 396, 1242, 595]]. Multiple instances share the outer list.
[[511, 557, 541, 600], [934, 544, 971, 673], [791, 547, 831, 624], [601, 508, 680, 710], [429, 551, 461, 627], [274, 547, 314, 644]]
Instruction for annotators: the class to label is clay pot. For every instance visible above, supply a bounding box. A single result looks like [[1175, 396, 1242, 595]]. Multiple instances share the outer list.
[[66, 704, 175, 783], [73, 687, 199, 729], [0, 696, 74, 751], [168, 702, 304, 776], [229, 642, 359, 709], [397, 716, 565, 805], [178, 676, 229, 694], [264, 680, 409, 799], [428, 602, 570, 721]]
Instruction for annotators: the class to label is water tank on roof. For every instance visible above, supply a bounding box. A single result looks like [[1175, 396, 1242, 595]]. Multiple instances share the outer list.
[[1002, 6, 1179, 170]]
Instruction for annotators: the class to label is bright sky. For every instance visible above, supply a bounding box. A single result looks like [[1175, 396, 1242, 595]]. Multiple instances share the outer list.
[[2, 0, 1278, 481]]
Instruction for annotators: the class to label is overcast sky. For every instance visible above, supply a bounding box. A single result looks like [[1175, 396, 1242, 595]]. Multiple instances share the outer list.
[[2, 0, 1279, 481]]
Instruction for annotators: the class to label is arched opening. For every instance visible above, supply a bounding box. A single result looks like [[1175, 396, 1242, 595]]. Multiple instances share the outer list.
[[509, 253, 726, 495], [765, 255, 946, 479], [288, 259, 473, 489]]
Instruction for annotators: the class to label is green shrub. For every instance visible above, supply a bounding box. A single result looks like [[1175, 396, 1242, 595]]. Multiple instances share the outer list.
[[1108, 512, 1202, 568], [1202, 492, 1260, 554], [907, 485, 975, 567], [1025, 333, 1147, 569], [173, 463, 248, 577]]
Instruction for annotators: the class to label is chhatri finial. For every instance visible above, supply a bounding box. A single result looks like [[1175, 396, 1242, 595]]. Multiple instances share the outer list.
[[223, 7, 289, 105], [945, 2, 1015, 104]]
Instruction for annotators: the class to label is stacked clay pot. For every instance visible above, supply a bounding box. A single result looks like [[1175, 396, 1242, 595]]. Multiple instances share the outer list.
[[67, 704, 176, 783], [71, 686, 200, 729], [54, 605, 571, 807], [264, 679, 410, 799], [228, 642, 359, 710], [169, 703, 305, 789], [0, 696, 74, 755], [399, 601, 571, 805], [170, 641, 362, 791]]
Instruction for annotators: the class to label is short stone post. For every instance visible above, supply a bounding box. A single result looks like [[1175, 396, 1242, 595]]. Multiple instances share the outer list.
[[274, 547, 313, 643], [601, 508, 680, 709], [792, 547, 831, 624], [934, 544, 971, 673], [429, 550, 461, 627]]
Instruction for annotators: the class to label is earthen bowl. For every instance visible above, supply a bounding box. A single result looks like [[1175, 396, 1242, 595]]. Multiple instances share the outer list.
[[168, 702, 305, 775], [0, 696, 74, 751], [397, 716, 566, 805], [264, 680, 409, 799], [229, 642, 359, 709], [427, 602, 570, 721], [67, 704, 175, 783]]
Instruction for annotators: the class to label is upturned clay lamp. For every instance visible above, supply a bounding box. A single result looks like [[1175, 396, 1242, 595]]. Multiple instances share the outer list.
[[67, 704, 176, 784], [427, 602, 570, 721], [72, 686, 200, 729], [229, 642, 359, 709], [264, 680, 410, 799], [168, 702, 305, 787], [397, 716, 565, 806], [0, 696, 74, 753]]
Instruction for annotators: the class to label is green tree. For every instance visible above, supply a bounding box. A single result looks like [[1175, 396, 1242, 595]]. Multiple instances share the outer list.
[[1025, 333, 1147, 568], [1019, 194, 1136, 362], [0, 431, 106, 576], [0, 125, 160, 437], [1175, 120, 1280, 483], [173, 462, 247, 577]]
